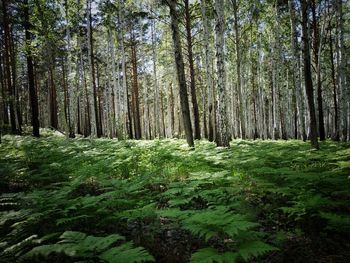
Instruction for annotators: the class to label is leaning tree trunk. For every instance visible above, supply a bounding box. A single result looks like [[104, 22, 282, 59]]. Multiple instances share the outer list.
[[301, 0, 319, 149], [214, 0, 229, 147], [167, 0, 194, 147]]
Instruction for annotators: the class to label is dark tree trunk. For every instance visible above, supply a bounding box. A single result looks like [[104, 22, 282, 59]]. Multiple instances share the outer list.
[[88, 0, 101, 137], [2, 0, 17, 134], [329, 26, 339, 141], [184, 0, 200, 140], [167, 0, 194, 147], [49, 66, 58, 129], [301, 0, 319, 149], [24, 0, 40, 137], [130, 30, 141, 139], [311, 0, 325, 141]]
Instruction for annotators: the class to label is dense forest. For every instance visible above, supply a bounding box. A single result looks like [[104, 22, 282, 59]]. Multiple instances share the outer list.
[[0, 0, 349, 146], [0, 0, 350, 262]]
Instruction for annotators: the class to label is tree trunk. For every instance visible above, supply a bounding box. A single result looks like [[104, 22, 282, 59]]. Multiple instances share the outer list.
[[167, 0, 194, 147], [288, 0, 307, 141], [232, 0, 245, 139], [301, 0, 319, 149], [200, 0, 214, 141], [336, 0, 348, 141], [87, 0, 100, 137], [24, 0, 40, 137], [2, 0, 17, 134], [130, 29, 141, 139], [329, 24, 339, 141], [311, 0, 325, 141], [214, 0, 229, 147], [184, 0, 200, 140]]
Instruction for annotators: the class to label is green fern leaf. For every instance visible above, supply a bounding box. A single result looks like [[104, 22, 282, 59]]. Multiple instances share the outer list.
[[99, 242, 155, 263], [238, 241, 278, 261], [190, 247, 238, 263]]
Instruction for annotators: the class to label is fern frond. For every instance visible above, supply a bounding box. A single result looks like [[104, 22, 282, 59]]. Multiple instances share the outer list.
[[238, 241, 278, 261], [99, 242, 155, 263], [190, 247, 238, 263]]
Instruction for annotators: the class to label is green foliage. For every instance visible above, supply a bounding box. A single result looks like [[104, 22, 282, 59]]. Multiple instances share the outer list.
[[0, 136, 349, 262], [190, 248, 238, 263]]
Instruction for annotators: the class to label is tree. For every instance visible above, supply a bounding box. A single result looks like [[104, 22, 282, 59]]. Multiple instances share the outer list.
[[24, 0, 40, 137], [301, 0, 319, 149], [166, 0, 194, 147], [214, 0, 229, 147], [184, 0, 200, 140]]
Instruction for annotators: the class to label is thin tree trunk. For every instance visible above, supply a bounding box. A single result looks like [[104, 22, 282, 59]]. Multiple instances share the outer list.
[[289, 0, 307, 141], [2, 0, 17, 134], [184, 0, 200, 140], [232, 0, 245, 139], [87, 0, 100, 137], [200, 0, 214, 141]]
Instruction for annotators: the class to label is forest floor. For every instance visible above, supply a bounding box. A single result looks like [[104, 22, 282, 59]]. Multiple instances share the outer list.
[[0, 133, 350, 262]]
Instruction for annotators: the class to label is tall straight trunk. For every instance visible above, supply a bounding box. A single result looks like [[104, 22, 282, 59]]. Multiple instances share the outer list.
[[184, 0, 200, 140], [232, 0, 245, 139], [151, 18, 160, 138], [119, 4, 129, 137], [130, 29, 141, 139], [301, 0, 319, 149], [109, 24, 118, 138], [167, 0, 194, 147], [2, 0, 17, 134], [200, 0, 214, 141], [214, 0, 229, 147], [24, 0, 39, 137], [65, 0, 74, 138], [288, 0, 306, 140], [336, 0, 347, 141], [311, 0, 325, 140], [329, 25, 339, 140], [48, 66, 58, 129], [87, 0, 100, 137]]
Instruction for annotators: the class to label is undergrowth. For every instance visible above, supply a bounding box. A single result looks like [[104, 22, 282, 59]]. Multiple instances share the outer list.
[[0, 135, 349, 262]]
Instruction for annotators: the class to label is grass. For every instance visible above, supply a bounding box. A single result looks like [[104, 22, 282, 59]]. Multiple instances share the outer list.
[[0, 134, 349, 262]]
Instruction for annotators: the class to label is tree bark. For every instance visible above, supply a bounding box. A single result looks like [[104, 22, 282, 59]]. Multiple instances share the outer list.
[[301, 0, 319, 149], [24, 0, 39, 137], [200, 0, 214, 141], [184, 0, 200, 140], [2, 0, 17, 134], [87, 0, 100, 137], [311, 0, 325, 140], [214, 0, 229, 147], [166, 0, 194, 147], [232, 0, 245, 139]]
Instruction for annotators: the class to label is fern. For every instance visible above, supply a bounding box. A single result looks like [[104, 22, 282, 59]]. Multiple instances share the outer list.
[[160, 206, 258, 241], [190, 248, 238, 263], [100, 242, 155, 263], [24, 231, 154, 262], [238, 241, 278, 261]]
